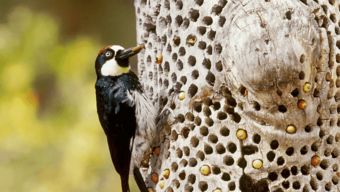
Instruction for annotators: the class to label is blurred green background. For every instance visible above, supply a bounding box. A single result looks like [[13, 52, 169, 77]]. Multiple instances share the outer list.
[[0, 0, 139, 191]]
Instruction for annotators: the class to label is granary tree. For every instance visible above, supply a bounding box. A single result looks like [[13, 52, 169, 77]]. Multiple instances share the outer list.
[[134, 0, 340, 191]]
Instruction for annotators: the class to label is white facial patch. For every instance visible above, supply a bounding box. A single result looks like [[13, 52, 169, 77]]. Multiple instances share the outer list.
[[100, 45, 130, 76]]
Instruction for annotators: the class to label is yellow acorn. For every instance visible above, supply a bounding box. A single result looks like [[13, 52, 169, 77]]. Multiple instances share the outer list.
[[187, 36, 197, 45], [159, 180, 165, 189], [200, 164, 211, 176], [156, 54, 163, 64], [252, 159, 263, 169], [178, 92, 186, 100], [303, 82, 312, 93], [236, 129, 247, 140], [213, 188, 222, 192], [286, 124, 297, 134], [162, 169, 170, 179]]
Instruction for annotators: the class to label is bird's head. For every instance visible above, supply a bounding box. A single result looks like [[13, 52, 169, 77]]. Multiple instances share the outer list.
[[95, 44, 144, 77]]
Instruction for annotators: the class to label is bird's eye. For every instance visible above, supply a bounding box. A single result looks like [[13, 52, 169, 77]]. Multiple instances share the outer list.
[[105, 51, 112, 58]]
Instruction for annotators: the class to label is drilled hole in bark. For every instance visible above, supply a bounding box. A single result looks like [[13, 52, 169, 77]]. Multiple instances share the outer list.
[[221, 172, 230, 181], [213, 102, 221, 110], [197, 26, 206, 35], [301, 164, 309, 175], [199, 181, 208, 191], [293, 181, 301, 189], [291, 88, 299, 97], [219, 16, 226, 26], [178, 171, 186, 180], [207, 30, 216, 40], [310, 177, 318, 190], [214, 43, 223, 54], [203, 106, 211, 116], [317, 172, 323, 180], [277, 156, 285, 165], [181, 127, 190, 138], [253, 134, 261, 144], [281, 168, 290, 178], [202, 16, 213, 25], [330, 14, 336, 23], [178, 47, 186, 56], [190, 70, 199, 80], [195, 0, 204, 5], [270, 140, 279, 149], [282, 181, 290, 189], [285, 147, 294, 156], [215, 60, 223, 72], [188, 84, 198, 97], [216, 143, 226, 154], [332, 148, 339, 158], [176, 148, 183, 158], [206, 45, 212, 55], [304, 125, 312, 132], [193, 102, 202, 112], [204, 144, 213, 154], [228, 182, 236, 191], [188, 174, 196, 184], [202, 58, 211, 69], [267, 151, 276, 161], [188, 55, 196, 66], [212, 4, 223, 15], [217, 111, 227, 120], [227, 142, 237, 153], [171, 72, 177, 83], [220, 126, 230, 136], [300, 146, 308, 155], [299, 71, 305, 80], [200, 126, 209, 136], [180, 159, 188, 167], [209, 166, 220, 175], [208, 134, 218, 143], [268, 172, 278, 181], [224, 155, 234, 166], [205, 117, 214, 126], [189, 158, 197, 167], [190, 136, 199, 147], [189, 9, 200, 21], [171, 130, 178, 141], [320, 159, 329, 169], [175, 15, 183, 27], [198, 41, 207, 49], [285, 11, 292, 20], [176, 60, 183, 71], [171, 162, 178, 172], [196, 150, 205, 161], [194, 116, 201, 126], [291, 166, 298, 175]]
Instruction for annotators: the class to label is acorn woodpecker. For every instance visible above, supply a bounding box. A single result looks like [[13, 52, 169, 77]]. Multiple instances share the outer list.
[[95, 44, 155, 192]]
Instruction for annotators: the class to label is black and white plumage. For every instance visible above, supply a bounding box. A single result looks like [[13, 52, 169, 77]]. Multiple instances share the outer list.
[[95, 45, 156, 192]]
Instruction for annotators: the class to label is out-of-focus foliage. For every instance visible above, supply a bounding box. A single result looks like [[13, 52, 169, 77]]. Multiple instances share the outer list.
[[0, 0, 136, 44], [0, 7, 137, 192]]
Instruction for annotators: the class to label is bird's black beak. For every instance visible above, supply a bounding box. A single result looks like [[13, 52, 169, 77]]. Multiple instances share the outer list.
[[116, 44, 145, 60]]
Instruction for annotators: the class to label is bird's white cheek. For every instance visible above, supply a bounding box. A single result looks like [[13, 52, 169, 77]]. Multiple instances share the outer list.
[[101, 60, 129, 76]]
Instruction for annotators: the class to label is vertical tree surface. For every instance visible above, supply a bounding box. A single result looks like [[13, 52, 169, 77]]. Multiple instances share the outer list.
[[134, 0, 339, 191]]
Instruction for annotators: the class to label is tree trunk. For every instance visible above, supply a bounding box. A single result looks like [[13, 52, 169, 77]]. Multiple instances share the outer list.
[[134, 0, 340, 191]]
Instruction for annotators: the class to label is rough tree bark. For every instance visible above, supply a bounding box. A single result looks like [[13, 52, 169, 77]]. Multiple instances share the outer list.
[[134, 0, 340, 191]]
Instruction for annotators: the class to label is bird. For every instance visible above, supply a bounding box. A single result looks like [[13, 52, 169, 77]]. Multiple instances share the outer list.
[[94, 44, 156, 192]]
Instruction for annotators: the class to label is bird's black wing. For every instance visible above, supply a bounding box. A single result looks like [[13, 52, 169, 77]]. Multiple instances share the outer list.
[[95, 74, 139, 192]]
